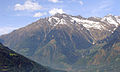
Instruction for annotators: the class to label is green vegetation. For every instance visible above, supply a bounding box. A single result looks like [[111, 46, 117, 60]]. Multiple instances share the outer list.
[[9, 53, 17, 56]]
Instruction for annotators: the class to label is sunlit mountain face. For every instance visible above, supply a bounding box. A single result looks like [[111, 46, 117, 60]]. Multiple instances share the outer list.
[[0, 13, 120, 72]]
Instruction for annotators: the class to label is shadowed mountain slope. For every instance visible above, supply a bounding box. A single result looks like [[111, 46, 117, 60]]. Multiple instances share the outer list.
[[0, 43, 66, 72]]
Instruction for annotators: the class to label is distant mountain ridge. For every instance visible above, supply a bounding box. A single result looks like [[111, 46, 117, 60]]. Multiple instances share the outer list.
[[0, 13, 120, 72]]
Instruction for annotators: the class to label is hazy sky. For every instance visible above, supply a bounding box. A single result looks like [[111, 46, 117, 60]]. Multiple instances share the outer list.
[[0, 0, 120, 35]]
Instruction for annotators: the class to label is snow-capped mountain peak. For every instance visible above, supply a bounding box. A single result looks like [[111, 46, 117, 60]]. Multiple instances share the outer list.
[[70, 16, 105, 30], [48, 15, 67, 26], [101, 15, 119, 27], [47, 13, 120, 32]]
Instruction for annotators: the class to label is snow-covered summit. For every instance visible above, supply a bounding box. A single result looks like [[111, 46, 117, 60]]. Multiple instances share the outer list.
[[46, 13, 120, 31]]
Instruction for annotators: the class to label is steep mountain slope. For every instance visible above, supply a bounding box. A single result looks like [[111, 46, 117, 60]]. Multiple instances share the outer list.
[[91, 26, 120, 65], [63, 26, 120, 72], [76, 26, 120, 72], [0, 13, 120, 71], [0, 43, 66, 72], [90, 26, 120, 72]]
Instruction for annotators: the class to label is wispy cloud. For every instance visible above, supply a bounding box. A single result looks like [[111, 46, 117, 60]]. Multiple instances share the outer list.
[[0, 27, 18, 35], [91, 0, 113, 16], [33, 12, 47, 17], [49, 8, 65, 15], [48, 0, 62, 3], [79, 1, 84, 5], [14, 0, 42, 11]]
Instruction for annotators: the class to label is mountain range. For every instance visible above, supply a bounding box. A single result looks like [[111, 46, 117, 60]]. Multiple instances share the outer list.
[[0, 13, 120, 72]]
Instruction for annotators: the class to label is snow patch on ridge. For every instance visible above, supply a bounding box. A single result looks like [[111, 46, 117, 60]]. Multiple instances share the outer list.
[[48, 17, 67, 26], [48, 15, 120, 31], [115, 16, 120, 24], [82, 24, 105, 30], [71, 17, 105, 30], [102, 16, 119, 27], [60, 19, 67, 25], [48, 17, 52, 23], [71, 17, 100, 24]]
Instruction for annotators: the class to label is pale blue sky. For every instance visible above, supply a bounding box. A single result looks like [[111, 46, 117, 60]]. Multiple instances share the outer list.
[[0, 0, 120, 35]]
